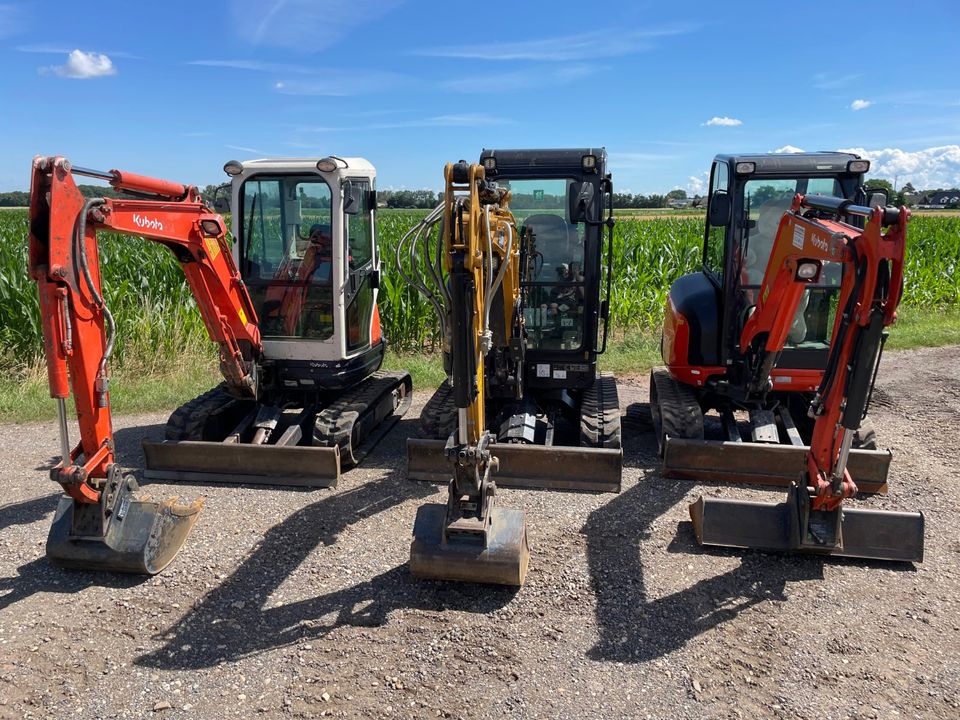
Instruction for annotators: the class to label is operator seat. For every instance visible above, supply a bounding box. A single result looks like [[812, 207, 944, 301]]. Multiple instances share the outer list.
[[523, 214, 577, 277]]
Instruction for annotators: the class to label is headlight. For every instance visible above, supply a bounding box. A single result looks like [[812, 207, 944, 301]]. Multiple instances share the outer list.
[[200, 219, 223, 236], [316, 157, 338, 172], [223, 160, 243, 176], [735, 161, 756, 174], [482, 157, 497, 171], [582, 154, 598, 172], [796, 260, 821, 281], [847, 159, 870, 173]]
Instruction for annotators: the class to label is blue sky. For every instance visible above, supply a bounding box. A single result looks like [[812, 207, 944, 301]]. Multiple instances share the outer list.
[[1, 1, 959, 194]]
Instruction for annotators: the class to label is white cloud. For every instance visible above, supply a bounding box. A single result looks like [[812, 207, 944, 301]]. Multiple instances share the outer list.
[[441, 64, 599, 94], [851, 99, 872, 111], [225, 144, 270, 155], [417, 25, 696, 62], [231, 0, 403, 51], [703, 116, 742, 127], [188, 59, 314, 74], [812, 72, 860, 90], [20, 43, 141, 59], [46, 50, 116, 79], [273, 69, 412, 96], [0, 4, 24, 39], [838, 145, 960, 189], [687, 171, 709, 195], [773, 145, 805, 154]]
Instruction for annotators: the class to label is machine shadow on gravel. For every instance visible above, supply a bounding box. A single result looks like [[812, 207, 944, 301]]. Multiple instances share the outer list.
[[0, 556, 149, 611], [0, 494, 60, 530], [584, 402, 826, 663], [136, 469, 517, 670]]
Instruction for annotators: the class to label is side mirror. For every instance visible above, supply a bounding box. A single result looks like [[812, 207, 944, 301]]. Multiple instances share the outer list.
[[867, 188, 889, 208], [708, 192, 731, 227], [569, 181, 596, 223], [343, 182, 361, 215], [212, 182, 232, 213]]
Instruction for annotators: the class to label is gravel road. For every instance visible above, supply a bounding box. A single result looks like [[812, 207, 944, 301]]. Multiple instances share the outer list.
[[1, 346, 958, 719]]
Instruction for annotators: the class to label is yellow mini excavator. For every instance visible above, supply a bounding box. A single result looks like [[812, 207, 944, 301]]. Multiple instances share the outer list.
[[405, 151, 623, 585]]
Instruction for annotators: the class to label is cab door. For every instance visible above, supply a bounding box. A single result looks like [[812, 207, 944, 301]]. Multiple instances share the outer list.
[[342, 178, 377, 353]]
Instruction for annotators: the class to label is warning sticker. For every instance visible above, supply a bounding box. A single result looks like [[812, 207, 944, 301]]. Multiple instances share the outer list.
[[552, 369, 567, 380], [537, 363, 550, 378], [792, 225, 805, 250], [204, 236, 221, 261]]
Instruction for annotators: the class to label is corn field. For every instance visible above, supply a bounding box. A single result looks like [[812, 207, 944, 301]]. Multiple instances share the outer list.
[[1, 209, 958, 369]]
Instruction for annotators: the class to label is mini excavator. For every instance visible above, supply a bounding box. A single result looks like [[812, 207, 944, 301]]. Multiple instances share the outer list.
[[654, 175, 924, 561], [405, 151, 622, 585], [28, 155, 410, 574]]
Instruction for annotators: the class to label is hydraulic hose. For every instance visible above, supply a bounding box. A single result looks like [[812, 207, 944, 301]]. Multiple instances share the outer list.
[[75, 199, 115, 405]]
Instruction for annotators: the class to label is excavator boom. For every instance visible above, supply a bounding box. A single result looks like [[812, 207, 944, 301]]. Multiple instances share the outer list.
[[28, 155, 265, 573]]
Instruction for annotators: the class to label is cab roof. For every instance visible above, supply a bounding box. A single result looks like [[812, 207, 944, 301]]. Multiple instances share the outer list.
[[233, 157, 375, 175], [479, 148, 607, 177], [714, 151, 864, 175]]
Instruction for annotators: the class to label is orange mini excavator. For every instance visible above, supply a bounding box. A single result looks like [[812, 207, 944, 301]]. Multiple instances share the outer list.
[[659, 191, 924, 561], [28, 155, 409, 573]]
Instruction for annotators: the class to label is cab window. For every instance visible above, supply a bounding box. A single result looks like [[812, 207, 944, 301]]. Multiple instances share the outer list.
[[703, 162, 729, 281]]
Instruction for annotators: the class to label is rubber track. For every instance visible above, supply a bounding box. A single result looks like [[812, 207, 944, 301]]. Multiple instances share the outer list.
[[419, 381, 458, 441], [164, 384, 239, 442], [580, 372, 622, 449], [312, 371, 412, 466], [650, 367, 704, 451]]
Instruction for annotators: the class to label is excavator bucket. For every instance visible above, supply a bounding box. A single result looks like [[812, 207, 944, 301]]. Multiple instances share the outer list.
[[689, 483, 924, 563], [46, 471, 203, 574], [410, 504, 530, 586], [406, 438, 619, 585]]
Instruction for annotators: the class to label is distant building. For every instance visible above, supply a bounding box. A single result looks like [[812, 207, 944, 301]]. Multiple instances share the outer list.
[[917, 190, 960, 209]]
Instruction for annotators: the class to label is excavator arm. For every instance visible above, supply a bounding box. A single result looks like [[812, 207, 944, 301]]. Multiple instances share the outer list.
[[691, 193, 924, 562], [409, 161, 530, 585], [28, 155, 262, 573]]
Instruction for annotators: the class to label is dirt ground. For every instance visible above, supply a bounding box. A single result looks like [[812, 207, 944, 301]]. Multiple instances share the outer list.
[[1, 345, 958, 719]]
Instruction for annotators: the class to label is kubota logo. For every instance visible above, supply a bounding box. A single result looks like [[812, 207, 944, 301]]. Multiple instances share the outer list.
[[133, 214, 164, 231]]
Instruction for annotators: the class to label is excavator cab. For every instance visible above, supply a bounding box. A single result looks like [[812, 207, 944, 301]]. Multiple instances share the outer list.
[[482, 148, 614, 398], [142, 157, 411, 489], [231, 159, 383, 386]]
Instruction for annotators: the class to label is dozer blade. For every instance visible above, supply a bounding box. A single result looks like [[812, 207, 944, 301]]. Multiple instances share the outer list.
[[410, 504, 529, 586], [142, 440, 340, 488], [407, 439, 622, 493], [46, 471, 203, 574], [689, 486, 924, 563], [665, 438, 891, 494]]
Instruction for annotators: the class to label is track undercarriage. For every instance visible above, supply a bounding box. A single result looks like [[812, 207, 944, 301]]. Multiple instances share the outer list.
[[144, 371, 412, 488]]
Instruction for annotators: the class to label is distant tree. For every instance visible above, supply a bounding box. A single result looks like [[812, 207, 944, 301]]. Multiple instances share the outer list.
[[0, 191, 29, 207], [666, 189, 687, 200]]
